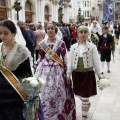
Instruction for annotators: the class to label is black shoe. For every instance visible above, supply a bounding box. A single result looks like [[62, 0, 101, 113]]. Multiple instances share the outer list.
[[107, 70, 110, 73], [82, 115, 87, 118]]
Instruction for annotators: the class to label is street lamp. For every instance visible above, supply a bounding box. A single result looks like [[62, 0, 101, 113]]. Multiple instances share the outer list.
[[78, 7, 81, 23], [12, 0, 22, 20]]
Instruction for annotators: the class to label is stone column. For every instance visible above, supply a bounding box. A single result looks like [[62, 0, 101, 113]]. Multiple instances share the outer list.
[[66, 5, 69, 23], [50, 0, 54, 21], [34, 0, 38, 23], [53, 1, 55, 21], [63, 4, 67, 22], [54, 1, 58, 22], [39, 0, 42, 23], [56, 2, 59, 22], [41, 0, 45, 26]]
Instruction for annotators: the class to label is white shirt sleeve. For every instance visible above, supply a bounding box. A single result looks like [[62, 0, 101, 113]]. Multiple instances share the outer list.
[[92, 45, 102, 75]]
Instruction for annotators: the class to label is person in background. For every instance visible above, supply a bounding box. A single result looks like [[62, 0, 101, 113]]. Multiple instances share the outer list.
[[111, 30, 116, 42], [44, 21, 49, 33], [24, 23, 29, 29], [34, 24, 45, 61], [90, 20, 102, 47], [114, 23, 119, 44], [0, 19, 32, 120], [61, 23, 70, 51], [26, 23, 36, 63], [71, 24, 77, 45], [118, 22, 120, 44], [98, 26, 115, 74], [107, 21, 113, 34], [67, 26, 103, 119], [17, 21, 28, 47]]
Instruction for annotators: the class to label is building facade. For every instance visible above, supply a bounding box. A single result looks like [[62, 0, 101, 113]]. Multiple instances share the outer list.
[[70, 0, 99, 23], [0, 0, 71, 24]]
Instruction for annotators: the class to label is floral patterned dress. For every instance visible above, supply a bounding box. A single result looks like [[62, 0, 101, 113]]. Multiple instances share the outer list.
[[35, 39, 76, 120]]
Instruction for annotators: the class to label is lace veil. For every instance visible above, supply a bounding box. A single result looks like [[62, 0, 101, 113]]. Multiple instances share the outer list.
[[8, 18, 26, 46], [90, 20, 102, 35]]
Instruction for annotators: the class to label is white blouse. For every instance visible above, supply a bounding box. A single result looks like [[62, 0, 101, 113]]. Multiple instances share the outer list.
[[79, 42, 86, 57], [92, 26, 99, 33]]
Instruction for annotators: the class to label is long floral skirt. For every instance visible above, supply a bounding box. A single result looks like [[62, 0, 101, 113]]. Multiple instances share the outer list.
[[35, 64, 76, 120]]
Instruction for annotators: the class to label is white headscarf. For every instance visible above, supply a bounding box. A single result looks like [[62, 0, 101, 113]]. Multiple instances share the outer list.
[[8, 18, 26, 46], [15, 25, 26, 46], [90, 20, 102, 36]]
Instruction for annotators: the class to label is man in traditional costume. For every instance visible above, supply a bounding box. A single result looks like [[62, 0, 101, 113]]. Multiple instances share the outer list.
[[98, 26, 115, 74]]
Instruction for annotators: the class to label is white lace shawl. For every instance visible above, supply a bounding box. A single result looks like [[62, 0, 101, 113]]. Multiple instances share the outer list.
[[90, 20, 102, 35], [0, 42, 31, 71]]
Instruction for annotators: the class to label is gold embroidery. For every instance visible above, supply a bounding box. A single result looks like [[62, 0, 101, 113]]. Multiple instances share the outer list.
[[39, 41, 64, 67], [0, 67, 28, 101]]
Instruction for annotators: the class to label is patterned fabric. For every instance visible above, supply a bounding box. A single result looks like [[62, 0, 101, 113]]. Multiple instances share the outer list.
[[70, 42, 93, 69], [35, 39, 76, 120], [91, 34, 99, 47], [74, 58, 93, 72], [0, 108, 25, 120]]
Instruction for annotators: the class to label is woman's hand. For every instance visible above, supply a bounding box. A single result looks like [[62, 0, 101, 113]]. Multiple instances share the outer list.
[[66, 77, 72, 85]]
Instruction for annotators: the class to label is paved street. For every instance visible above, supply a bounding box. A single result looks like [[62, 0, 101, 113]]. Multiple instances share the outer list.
[[76, 44, 120, 120]]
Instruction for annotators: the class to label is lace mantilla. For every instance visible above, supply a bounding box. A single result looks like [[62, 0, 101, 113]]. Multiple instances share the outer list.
[[0, 42, 31, 71]]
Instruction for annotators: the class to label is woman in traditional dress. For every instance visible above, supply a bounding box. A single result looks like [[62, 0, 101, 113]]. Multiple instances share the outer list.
[[67, 26, 103, 118], [35, 22, 76, 120], [90, 20, 102, 47], [0, 19, 32, 120]]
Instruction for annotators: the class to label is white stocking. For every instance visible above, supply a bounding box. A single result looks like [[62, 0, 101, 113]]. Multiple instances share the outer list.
[[80, 97, 90, 117]]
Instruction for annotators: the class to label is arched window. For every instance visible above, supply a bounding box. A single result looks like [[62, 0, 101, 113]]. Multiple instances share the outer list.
[[25, 0, 32, 23], [0, 0, 7, 21], [0, 0, 5, 6], [44, 5, 50, 21], [85, 1, 86, 7], [85, 11, 86, 17], [87, 11, 89, 17], [25, 1, 31, 11], [44, 5, 49, 15], [87, 1, 89, 7]]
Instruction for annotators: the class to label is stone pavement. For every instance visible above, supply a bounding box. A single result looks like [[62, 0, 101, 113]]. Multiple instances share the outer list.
[[76, 45, 120, 120]]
